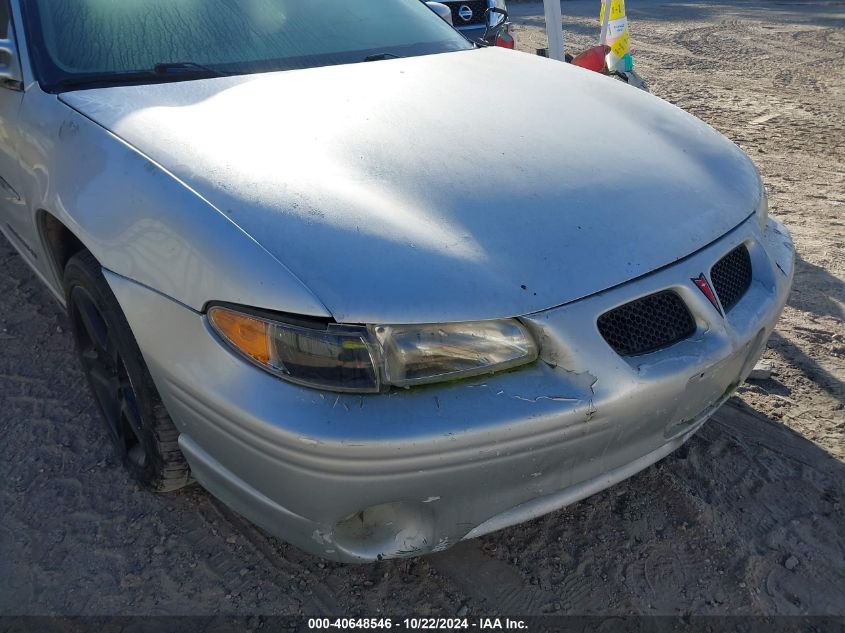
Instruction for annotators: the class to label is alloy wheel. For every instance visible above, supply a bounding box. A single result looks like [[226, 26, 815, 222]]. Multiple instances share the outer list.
[[69, 286, 149, 468]]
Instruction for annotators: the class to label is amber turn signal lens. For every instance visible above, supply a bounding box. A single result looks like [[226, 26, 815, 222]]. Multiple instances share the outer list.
[[208, 307, 271, 365]]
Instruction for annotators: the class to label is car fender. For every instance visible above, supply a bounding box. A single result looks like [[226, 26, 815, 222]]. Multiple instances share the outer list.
[[18, 89, 330, 317]]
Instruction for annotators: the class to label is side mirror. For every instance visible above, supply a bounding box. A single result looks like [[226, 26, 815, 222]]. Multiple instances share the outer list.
[[0, 36, 23, 89], [486, 6, 508, 28], [426, 2, 453, 26], [480, 7, 509, 47]]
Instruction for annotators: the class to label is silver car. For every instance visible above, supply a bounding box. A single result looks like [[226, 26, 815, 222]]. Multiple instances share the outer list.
[[0, 0, 793, 562]]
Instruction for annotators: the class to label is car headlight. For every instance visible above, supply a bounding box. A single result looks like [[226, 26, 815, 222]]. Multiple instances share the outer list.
[[208, 306, 538, 393], [372, 320, 538, 388], [756, 185, 769, 231]]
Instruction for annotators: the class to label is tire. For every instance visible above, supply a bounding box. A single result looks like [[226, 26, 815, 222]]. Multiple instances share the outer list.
[[64, 250, 192, 492]]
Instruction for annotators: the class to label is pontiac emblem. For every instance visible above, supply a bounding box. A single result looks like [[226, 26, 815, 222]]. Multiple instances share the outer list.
[[692, 274, 722, 316]]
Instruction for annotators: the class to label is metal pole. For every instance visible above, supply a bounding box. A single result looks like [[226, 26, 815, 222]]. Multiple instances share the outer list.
[[599, 0, 611, 45], [543, 0, 565, 61]]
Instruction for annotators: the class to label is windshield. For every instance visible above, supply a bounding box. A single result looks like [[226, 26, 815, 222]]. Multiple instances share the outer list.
[[22, 0, 473, 91]]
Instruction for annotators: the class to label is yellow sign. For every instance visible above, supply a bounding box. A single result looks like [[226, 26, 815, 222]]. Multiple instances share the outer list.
[[611, 30, 630, 57], [600, 0, 630, 59], [599, 0, 626, 23]]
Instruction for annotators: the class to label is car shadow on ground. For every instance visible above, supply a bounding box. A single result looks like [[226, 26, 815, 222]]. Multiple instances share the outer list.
[[763, 252, 845, 407], [768, 330, 844, 407], [791, 252, 845, 325]]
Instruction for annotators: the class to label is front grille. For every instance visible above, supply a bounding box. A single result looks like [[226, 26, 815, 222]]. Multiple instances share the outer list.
[[598, 291, 697, 357], [444, 1, 488, 27], [711, 245, 752, 313]]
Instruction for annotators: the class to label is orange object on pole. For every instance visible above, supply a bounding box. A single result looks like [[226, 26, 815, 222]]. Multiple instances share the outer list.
[[571, 45, 610, 72]]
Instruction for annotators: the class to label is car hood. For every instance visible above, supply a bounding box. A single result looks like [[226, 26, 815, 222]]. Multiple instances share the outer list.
[[62, 47, 761, 324]]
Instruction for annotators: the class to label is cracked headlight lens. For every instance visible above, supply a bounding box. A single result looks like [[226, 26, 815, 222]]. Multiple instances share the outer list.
[[372, 320, 538, 388], [209, 306, 538, 393]]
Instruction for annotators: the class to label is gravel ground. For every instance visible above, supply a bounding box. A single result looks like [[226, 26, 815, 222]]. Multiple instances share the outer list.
[[1, 0, 843, 618]]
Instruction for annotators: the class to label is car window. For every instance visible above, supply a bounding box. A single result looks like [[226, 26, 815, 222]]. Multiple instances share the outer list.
[[0, 1, 10, 38], [22, 0, 472, 91]]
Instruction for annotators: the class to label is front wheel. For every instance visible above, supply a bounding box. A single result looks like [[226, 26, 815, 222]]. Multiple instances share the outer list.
[[64, 250, 192, 492]]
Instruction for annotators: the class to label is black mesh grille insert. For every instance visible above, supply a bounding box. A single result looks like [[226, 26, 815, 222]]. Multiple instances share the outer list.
[[598, 291, 697, 357], [443, 1, 488, 27], [711, 245, 752, 313]]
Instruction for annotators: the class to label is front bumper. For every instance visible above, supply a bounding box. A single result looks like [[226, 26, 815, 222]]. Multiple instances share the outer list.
[[106, 217, 793, 562]]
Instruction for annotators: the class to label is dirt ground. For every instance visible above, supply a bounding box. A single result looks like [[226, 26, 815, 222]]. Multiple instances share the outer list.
[[1, 0, 843, 618]]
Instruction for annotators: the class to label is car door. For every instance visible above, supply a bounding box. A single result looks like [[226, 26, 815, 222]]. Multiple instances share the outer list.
[[0, 0, 28, 259]]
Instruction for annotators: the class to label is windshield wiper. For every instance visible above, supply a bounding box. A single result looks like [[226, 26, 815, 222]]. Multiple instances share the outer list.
[[153, 62, 224, 77], [363, 53, 402, 62], [53, 62, 226, 91]]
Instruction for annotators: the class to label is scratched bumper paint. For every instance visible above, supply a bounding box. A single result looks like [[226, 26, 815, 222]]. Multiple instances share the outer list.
[[105, 216, 793, 562]]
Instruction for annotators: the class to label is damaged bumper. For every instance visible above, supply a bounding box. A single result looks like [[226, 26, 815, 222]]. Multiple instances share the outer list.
[[106, 217, 793, 563]]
